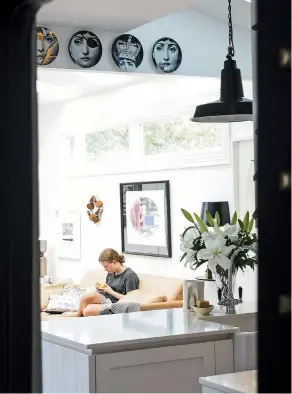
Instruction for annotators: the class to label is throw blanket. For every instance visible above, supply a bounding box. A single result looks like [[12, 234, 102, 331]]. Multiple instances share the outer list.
[[100, 302, 141, 315]]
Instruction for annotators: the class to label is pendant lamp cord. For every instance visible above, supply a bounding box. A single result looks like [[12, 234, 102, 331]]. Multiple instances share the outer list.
[[227, 0, 235, 59]]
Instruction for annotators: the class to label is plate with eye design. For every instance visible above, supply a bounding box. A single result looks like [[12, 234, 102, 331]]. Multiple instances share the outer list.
[[68, 30, 103, 68]]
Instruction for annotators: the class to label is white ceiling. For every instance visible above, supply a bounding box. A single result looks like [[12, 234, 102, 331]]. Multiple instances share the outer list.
[[37, 0, 251, 31], [37, 0, 197, 31], [192, 0, 251, 30]]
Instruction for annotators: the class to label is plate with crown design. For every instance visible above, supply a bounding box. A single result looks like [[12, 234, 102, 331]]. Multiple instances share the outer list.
[[111, 34, 144, 72]]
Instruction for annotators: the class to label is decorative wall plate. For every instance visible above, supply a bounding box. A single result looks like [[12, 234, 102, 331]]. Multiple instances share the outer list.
[[68, 30, 102, 68], [111, 34, 143, 71], [36, 26, 59, 66], [87, 195, 103, 224], [152, 37, 182, 73]]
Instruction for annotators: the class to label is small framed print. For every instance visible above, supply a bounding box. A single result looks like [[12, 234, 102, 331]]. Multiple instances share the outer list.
[[56, 211, 81, 260], [120, 181, 172, 258]]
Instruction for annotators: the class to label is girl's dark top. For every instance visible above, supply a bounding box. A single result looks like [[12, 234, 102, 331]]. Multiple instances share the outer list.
[[98, 267, 139, 303]]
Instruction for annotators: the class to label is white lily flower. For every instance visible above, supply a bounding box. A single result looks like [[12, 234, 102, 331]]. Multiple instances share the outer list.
[[214, 223, 239, 242], [181, 227, 200, 243], [185, 252, 195, 265], [197, 236, 235, 270], [180, 227, 200, 253], [180, 242, 194, 254], [202, 231, 218, 242]]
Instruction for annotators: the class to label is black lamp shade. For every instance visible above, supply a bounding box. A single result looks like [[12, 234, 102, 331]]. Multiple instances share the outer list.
[[201, 201, 230, 226], [191, 58, 253, 123]]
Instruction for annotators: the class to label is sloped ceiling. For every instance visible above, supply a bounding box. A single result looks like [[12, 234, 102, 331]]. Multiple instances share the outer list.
[[37, 0, 251, 31]]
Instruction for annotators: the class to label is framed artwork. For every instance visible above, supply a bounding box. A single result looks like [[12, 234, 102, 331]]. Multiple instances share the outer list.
[[68, 30, 102, 68], [56, 211, 81, 260], [120, 181, 172, 257], [111, 34, 144, 71], [36, 26, 59, 66], [152, 37, 182, 73]]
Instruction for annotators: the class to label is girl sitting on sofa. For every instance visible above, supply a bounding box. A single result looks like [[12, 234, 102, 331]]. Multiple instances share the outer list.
[[73, 248, 139, 317]]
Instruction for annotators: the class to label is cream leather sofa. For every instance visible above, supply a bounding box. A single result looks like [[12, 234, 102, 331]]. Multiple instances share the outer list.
[[41, 268, 184, 320]]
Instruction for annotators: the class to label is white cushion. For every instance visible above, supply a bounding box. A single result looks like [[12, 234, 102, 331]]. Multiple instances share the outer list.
[[44, 294, 81, 313]]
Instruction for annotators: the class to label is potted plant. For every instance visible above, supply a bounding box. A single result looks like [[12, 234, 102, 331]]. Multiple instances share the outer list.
[[180, 209, 258, 298]]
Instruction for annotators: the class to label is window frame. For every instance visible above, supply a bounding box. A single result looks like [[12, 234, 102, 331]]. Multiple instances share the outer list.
[[65, 108, 231, 178]]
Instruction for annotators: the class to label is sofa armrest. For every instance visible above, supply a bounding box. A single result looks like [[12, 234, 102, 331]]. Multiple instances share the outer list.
[[140, 300, 183, 311]]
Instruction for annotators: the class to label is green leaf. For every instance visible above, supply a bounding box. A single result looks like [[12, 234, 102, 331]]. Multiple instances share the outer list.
[[231, 211, 238, 225], [247, 218, 254, 234], [181, 209, 194, 223], [238, 219, 245, 231], [194, 212, 208, 233], [206, 211, 214, 227], [215, 211, 220, 226], [180, 253, 187, 263], [243, 211, 250, 232]]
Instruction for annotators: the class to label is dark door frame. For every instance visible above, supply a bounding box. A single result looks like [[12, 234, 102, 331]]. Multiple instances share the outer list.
[[2, 0, 41, 392]]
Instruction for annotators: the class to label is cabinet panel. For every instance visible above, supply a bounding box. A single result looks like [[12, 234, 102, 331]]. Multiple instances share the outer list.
[[95, 342, 215, 393], [215, 339, 234, 375], [41, 341, 95, 393]]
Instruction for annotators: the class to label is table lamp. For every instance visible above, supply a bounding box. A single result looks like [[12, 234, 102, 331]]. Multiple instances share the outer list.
[[200, 201, 230, 226]]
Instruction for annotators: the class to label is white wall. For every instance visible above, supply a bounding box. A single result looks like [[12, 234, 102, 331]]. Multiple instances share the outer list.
[[39, 8, 252, 79], [38, 99, 257, 303], [38, 102, 67, 279], [235, 139, 255, 219], [56, 165, 234, 280], [233, 138, 257, 303], [38, 93, 235, 280]]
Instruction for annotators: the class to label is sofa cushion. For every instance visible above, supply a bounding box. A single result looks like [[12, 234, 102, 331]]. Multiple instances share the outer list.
[[118, 290, 167, 304], [40, 281, 73, 311], [44, 294, 80, 313], [170, 283, 183, 301], [138, 274, 183, 301]]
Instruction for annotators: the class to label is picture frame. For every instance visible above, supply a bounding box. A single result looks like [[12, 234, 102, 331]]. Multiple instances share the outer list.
[[120, 180, 172, 258], [56, 211, 81, 260]]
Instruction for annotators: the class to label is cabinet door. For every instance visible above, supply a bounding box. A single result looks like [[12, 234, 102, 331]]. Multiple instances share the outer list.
[[95, 342, 215, 393]]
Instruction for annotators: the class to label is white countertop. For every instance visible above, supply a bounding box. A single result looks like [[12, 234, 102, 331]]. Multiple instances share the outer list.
[[198, 301, 257, 332], [204, 301, 257, 318], [199, 370, 257, 393], [41, 309, 237, 352], [217, 301, 256, 314]]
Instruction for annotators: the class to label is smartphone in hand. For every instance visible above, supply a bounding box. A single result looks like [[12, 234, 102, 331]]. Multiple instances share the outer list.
[[95, 283, 105, 290]]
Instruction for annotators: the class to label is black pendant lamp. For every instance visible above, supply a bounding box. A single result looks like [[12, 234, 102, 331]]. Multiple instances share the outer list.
[[191, 0, 253, 123]]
